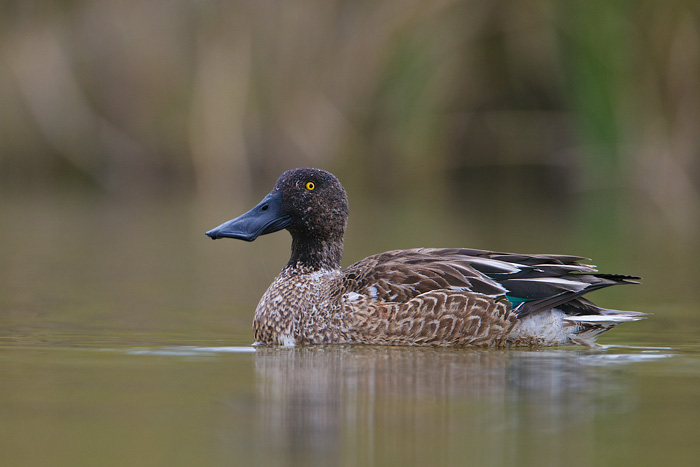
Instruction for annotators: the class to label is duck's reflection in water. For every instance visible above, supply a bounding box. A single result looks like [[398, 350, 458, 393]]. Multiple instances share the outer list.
[[250, 346, 651, 466]]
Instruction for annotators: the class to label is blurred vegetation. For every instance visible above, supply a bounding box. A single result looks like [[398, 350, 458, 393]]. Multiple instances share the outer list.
[[1, 0, 699, 236]]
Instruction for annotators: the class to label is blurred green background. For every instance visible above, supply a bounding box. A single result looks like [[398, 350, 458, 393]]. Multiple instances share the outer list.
[[2, 0, 698, 208], [1, 0, 699, 315]]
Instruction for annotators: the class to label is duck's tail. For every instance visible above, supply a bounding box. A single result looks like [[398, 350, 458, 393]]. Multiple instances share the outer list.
[[507, 302, 647, 347]]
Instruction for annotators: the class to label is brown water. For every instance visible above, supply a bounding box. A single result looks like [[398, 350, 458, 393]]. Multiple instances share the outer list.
[[1, 192, 699, 466]]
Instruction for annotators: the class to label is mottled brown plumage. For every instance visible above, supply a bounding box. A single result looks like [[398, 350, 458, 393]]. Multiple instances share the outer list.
[[207, 168, 644, 347], [252, 263, 517, 346]]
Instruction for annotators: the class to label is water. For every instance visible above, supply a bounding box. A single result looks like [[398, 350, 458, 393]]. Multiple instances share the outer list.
[[1, 192, 699, 466]]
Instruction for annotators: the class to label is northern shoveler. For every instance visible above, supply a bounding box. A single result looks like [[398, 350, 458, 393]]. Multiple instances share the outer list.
[[206, 168, 643, 347]]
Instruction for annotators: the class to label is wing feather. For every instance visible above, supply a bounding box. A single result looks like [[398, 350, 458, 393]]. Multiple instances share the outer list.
[[341, 248, 640, 319]]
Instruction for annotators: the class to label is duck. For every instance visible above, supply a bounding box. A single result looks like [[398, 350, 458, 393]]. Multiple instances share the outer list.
[[206, 168, 644, 347]]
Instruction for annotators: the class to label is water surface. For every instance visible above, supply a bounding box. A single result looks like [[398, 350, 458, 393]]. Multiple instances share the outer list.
[[1, 192, 699, 466]]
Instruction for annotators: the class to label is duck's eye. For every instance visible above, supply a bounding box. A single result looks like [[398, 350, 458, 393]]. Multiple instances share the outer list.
[[305, 181, 315, 191]]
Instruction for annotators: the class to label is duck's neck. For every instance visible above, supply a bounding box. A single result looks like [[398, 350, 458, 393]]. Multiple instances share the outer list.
[[286, 235, 343, 271]]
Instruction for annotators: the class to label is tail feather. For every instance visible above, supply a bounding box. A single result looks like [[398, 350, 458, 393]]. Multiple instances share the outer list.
[[563, 310, 648, 324], [508, 308, 647, 347], [513, 274, 641, 319], [566, 309, 647, 346]]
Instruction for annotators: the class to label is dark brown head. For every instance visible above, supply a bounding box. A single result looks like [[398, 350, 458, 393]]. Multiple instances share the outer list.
[[206, 168, 349, 270]]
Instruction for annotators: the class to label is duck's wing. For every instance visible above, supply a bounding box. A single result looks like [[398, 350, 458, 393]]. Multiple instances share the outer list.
[[342, 248, 640, 318], [340, 249, 518, 346], [341, 248, 508, 303]]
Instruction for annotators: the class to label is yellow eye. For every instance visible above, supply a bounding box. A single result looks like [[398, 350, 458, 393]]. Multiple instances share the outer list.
[[305, 181, 315, 191]]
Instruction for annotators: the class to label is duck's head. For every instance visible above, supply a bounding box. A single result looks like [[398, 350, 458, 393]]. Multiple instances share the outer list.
[[206, 168, 349, 268]]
